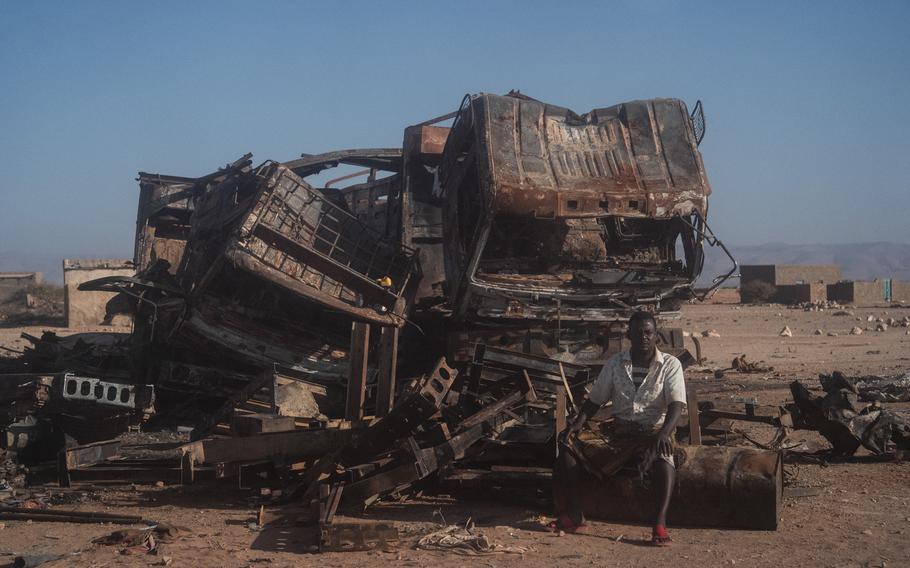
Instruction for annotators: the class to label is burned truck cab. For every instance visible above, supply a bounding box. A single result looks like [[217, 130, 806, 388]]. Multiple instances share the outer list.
[[437, 93, 716, 365]]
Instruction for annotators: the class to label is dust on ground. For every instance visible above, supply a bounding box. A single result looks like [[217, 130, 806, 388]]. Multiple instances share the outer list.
[[1, 302, 909, 568]]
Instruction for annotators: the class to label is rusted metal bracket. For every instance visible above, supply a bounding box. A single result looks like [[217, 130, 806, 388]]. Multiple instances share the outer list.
[[57, 439, 123, 487], [319, 521, 399, 552]]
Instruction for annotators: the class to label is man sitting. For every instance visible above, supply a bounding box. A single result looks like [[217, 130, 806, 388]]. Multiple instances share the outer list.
[[551, 311, 686, 546]]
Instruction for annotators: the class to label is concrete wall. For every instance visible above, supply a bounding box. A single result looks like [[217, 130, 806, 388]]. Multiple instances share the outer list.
[[827, 281, 885, 306], [773, 264, 842, 285], [0, 272, 43, 303], [702, 287, 741, 304], [776, 283, 827, 304], [891, 281, 910, 303], [739, 265, 776, 286], [0, 272, 42, 288], [62, 259, 135, 327]]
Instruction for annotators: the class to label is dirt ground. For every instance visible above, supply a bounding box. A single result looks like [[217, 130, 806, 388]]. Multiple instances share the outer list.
[[1, 303, 909, 568]]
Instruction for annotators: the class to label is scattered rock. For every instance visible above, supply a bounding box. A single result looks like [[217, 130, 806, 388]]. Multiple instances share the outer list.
[[814, 329, 823, 335], [850, 327, 864, 335], [861, 529, 873, 536], [876, 323, 888, 332], [827, 332, 839, 337], [701, 329, 720, 338], [779, 326, 793, 337], [867, 315, 875, 322]]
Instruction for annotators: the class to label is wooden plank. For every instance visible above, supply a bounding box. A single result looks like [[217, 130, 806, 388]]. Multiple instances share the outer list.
[[555, 386, 567, 439], [232, 413, 297, 436], [375, 326, 398, 417], [182, 428, 353, 466], [345, 322, 370, 421], [686, 387, 702, 446]]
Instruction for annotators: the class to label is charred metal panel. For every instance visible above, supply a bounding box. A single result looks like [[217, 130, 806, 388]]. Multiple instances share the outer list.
[[443, 94, 710, 219], [134, 155, 252, 273], [181, 162, 418, 326], [396, 124, 449, 311], [340, 175, 399, 236]]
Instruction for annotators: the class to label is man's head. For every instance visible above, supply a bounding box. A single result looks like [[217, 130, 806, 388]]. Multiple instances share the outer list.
[[627, 311, 658, 358]]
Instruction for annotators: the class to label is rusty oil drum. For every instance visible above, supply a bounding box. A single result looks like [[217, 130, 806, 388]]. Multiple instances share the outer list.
[[578, 445, 782, 530]]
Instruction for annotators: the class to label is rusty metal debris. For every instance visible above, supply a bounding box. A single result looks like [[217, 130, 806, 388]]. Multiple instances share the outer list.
[[4, 91, 849, 544], [789, 373, 910, 456]]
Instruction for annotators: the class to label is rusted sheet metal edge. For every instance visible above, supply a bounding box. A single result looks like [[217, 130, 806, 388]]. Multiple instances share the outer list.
[[284, 148, 403, 177], [223, 248, 404, 327], [178, 309, 349, 377], [244, 224, 402, 304], [491, 183, 707, 219]]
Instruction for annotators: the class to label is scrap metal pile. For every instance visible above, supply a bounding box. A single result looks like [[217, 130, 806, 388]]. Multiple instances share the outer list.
[[2, 92, 790, 542]]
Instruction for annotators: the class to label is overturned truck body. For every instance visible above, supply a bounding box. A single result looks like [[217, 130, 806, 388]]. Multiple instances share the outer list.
[[94, 92, 728, 420], [393, 94, 727, 367]]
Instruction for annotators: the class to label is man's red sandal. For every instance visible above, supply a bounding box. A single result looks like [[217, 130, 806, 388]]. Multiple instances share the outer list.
[[546, 515, 588, 534], [651, 524, 672, 546]]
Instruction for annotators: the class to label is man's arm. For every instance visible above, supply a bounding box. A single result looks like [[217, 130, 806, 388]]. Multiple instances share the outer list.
[[656, 401, 684, 456], [656, 357, 687, 455], [565, 362, 614, 437], [567, 399, 601, 435]]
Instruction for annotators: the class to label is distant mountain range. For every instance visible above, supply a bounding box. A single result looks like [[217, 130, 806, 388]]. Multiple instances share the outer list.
[[3, 241, 909, 287], [697, 242, 910, 287]]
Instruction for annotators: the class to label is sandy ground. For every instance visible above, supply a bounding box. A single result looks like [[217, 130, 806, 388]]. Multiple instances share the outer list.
[[1, 303, 909, 568]]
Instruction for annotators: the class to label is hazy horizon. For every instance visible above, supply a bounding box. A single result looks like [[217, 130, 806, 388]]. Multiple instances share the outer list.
[[2, 1, 909, 260]]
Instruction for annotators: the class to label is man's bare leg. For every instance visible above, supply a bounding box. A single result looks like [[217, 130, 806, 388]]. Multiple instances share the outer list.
[[555, 449, 585, 526], [652, 459, 675, 527]]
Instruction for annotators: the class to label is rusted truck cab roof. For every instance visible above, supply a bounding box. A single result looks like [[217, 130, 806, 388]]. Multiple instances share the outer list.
[[440, 93, 712, 322], [456, 93, 710, 219]]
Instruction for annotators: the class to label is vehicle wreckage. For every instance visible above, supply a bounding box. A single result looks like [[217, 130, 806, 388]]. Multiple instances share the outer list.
[[4, 92, 822, 542]]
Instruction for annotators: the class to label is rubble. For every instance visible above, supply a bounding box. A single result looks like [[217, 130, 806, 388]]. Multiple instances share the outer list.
[[850, 327, 864, 335], [789, 373, 910, 456]]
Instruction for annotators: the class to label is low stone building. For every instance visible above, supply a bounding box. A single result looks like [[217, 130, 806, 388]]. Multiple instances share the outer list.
[[892, 281, 910, 303], [740, 264, 841, 303], [827, 280, 887, 305], [62, 259, 134, 327], [776, 282, 828, 304], [0, 272, 43, 303]]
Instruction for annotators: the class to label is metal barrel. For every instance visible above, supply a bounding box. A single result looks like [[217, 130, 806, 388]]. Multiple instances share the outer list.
[[576, 445, 782, 530]]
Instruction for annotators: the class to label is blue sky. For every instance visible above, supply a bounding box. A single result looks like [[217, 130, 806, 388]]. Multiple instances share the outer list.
[[1, 0, 908, 262]]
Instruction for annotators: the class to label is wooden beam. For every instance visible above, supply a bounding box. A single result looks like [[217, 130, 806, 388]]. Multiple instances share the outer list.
[[686, 387, 702, 446], [555, 386, 567, 439], [374, 326, 398, 417], [182, 428, 353, 466], [345, 322, 370, 421]]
